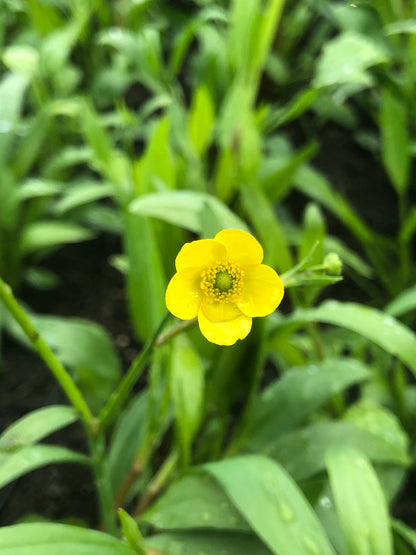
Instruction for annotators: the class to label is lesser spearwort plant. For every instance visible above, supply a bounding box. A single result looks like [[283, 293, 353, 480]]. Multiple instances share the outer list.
[[1, 0, 416, 553]]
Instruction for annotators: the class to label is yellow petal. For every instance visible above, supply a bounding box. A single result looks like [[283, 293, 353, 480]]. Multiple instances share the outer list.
[[200, 297, 242, 323], [214, 229, 263, 266], [175, 239, 226, 271], [165, 267, 202, 320], [238, 264, 284, 317], [198, 309, 252, 346]]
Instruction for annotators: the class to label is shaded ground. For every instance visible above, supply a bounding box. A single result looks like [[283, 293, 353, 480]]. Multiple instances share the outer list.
[[0, 235, 133, 527]]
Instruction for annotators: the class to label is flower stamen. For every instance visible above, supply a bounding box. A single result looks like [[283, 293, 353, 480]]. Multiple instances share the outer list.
[[200, 260, 244, 301]]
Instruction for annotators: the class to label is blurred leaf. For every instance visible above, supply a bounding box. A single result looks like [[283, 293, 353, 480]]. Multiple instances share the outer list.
[[0, 523, 135, 555], [246, 358, 370, 450], [123, 212, 166, 342], [26, 0, 64, 35], [13, 110, 52, 178], [130, 191, 248, 233], [380, 87, 410, 194], [314, 31, 388, 88], [18, 179, 62, 201], [0, 445, 88, 490], [2, 45, 39, 78], [53, 181, 114, 214], [0, 72, 28, 169], [385, 20, 416, 35], [188, 86, 215, 155], [326, 447, 393, 555], [386, 284, 416, 318], [392, 520, 416, 551], [147, 530, 273, 555], [20, 221, 95, 254], [282, 301, 416, 379], [143, 472, 249, 531], [261, 142, 318, 204], [294, 166, 374, 244], [269, 419, 410, 481], [136, 117, 176, 193], [299, 204, 325, 264], [240, 184, 293, 272], [170, 336, 204, 462], [0, 405, 78, 450], [205, 456, 336, 555]]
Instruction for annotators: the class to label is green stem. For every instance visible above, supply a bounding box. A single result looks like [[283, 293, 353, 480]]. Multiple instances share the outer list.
[[99, 312, 172, 430], [133, 450, 179, 517], [89, 432, 118, 534], [0, 276, 94, 430]]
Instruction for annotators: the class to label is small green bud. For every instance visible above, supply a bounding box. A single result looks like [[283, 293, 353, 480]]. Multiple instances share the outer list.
[[324, 253, 343, 276]]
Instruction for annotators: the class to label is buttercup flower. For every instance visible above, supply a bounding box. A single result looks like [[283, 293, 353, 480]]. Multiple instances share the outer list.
[[166, 228, 284, 346]]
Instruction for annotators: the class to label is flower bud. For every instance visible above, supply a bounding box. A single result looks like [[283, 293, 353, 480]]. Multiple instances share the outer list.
[[324, 253, 342, 276]]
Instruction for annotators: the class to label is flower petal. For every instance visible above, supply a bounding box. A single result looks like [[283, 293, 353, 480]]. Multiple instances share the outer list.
[[214, 229, 263, 266], [198, 309, 252, 346], [166, 267, 202, 320], [200, 297, 242, 323], [175, 239, 226, 272], [238, 264, 284, 317]]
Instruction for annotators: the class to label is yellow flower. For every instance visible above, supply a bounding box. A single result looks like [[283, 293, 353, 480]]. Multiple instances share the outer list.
[[165, 229, 284, 346]]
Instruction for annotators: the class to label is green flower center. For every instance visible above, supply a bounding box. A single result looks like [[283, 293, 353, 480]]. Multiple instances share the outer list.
[[200, 261, 244, 301]]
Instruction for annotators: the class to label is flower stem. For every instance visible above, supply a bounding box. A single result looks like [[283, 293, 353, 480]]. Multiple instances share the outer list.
[[155, 317, 197, 348], [99, 312, 172, 430], [133, 450, 179, 517], [0, 276, 95, 430], [89, 431, 118, 534]]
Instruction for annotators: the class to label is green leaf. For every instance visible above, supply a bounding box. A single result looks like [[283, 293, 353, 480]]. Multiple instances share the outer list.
[[380, 87, 410, 194], [240, 183, 293, 272], [326, 447, 393, 555], [53, 181, 114, 214], [392, 520, 416, 551], [386, 284, 416, 317], [136, 116, 176, 192], [188, 86, 215, 155], [130, 191, 248, 233], [170, 336, 204, 462], [143, 472, 249, 531], [118, 509, 146, 555], [26, 316, 121, 412], [0, 523, 135, 555], [123, 212, 166, 341], [246, 358, 370, 450], [108, 393, 148, 495], [0, 405, 78, 450], [18, 179, 62, 201], [2, 45, 39, 78], [281, 301, 416, 379], [0, 72, 28, 168], [294, 166, 374, 245], [204, 456, 336, 555], [0, 445, 89, 490], [147, 530, 273, 555], [20, 222, 95, 254], [268, 420, 410, 481], [314, 31, 388, 88]]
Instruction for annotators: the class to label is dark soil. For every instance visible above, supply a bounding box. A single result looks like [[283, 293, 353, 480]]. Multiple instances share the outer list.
[[0, 235, 137, 527]]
